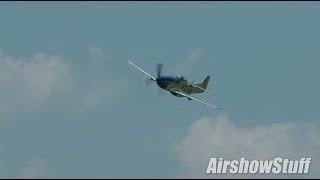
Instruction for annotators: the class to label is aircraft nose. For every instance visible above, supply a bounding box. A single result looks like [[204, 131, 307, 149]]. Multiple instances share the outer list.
[[156, 78, 167, 89]]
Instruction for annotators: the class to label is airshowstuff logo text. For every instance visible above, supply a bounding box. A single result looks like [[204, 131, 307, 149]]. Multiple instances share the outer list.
[[206, 157, 311, 174]]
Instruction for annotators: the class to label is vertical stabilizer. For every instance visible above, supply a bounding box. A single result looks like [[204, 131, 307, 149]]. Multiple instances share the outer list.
[[196, 75, 210, 90]]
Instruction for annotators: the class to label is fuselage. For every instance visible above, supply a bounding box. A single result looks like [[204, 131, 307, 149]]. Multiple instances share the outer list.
[[156, 76, 203, 97]]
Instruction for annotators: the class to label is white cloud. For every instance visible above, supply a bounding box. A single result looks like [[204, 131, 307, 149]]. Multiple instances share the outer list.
[[17, 158, 48, 179], [0, 48, 126, 177], [0, 50, 73, 120], [173, 115, 320, 178], [62, 46, 126, 116], [0, 48, 126, 122]]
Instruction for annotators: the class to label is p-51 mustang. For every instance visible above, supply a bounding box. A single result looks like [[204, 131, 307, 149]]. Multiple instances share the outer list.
[[128, 61, 222, 110]]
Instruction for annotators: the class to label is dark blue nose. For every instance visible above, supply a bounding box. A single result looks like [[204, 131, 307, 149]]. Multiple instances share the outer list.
[[156, 78, 168, 89]]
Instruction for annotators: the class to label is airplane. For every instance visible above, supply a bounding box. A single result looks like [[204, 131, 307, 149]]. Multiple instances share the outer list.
[[128, 61, 222, 110]]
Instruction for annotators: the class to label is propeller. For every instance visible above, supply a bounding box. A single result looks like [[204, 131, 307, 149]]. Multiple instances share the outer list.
[[144, 63, 164, 86], [157, 64, 163, 78]]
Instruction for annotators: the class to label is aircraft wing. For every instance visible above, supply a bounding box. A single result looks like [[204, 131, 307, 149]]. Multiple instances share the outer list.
[[171, 89, 222, 110], [128, 61, 156, 81]]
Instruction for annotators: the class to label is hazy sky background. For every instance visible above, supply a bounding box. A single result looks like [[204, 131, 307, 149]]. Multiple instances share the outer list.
[[0, 2, 319, 178]]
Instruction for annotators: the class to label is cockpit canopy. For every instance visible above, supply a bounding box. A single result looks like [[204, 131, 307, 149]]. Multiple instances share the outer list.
[[176, 75, 185, 81]]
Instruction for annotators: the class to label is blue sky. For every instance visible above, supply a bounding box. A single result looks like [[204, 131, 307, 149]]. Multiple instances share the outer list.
[[0, 2, 320, 178]]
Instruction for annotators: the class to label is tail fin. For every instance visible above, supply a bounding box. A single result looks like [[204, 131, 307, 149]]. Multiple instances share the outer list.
[[196, 75, 210, 90]]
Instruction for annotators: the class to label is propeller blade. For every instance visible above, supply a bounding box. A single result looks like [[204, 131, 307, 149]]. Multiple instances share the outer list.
[[156, 64, 163, 77]]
